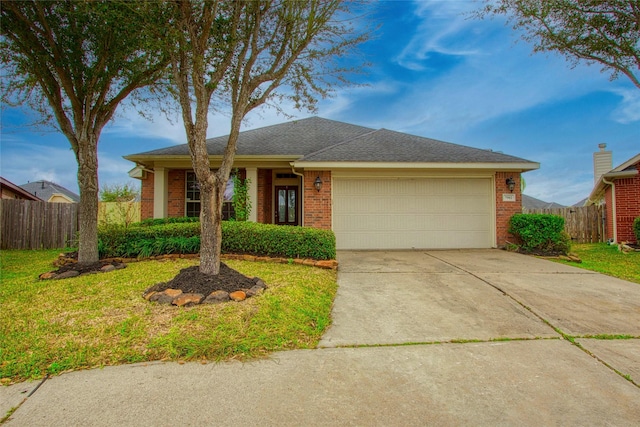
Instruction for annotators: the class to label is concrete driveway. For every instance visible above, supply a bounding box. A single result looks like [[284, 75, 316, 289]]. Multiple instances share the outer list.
[[4, 250, 640, 426], [320, 249, 640, 346]]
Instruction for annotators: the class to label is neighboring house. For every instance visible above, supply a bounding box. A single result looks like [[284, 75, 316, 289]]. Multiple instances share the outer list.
[[0, 176, 42, 201], [586, 144, 640, 244], [125, 117, 539, 250], [20, 180, 80, 203], [522, 194, 565, 210]]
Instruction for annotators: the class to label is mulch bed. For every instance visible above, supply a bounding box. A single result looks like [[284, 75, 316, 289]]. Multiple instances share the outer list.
[[144, 263, 257, 295], [41, 252, 264, 305]]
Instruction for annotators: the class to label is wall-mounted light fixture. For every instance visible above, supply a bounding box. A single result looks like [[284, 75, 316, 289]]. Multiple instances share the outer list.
[[314, 176, 323, 192], [505, 177, 516, 193]]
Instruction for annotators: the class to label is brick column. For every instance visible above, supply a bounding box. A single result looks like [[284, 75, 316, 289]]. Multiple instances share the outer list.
[[140, 173, 154, 220], [168, 170, 185, 217], [303, 170, 332, 230], [495, 172, 522, 247]]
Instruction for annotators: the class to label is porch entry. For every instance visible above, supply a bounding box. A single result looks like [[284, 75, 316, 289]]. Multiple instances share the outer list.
[[275, 186, 298, 226]]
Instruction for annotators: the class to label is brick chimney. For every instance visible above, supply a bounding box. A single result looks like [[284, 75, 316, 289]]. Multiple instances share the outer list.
[[593, 143, 612, 184]]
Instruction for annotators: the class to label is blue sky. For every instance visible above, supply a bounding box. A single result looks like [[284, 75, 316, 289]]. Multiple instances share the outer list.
[[1, 1, 638, 206]]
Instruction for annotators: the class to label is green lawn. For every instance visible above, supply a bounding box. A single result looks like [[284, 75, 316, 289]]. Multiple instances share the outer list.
[[0, 250, 337, 384], [553, 243, 640, 284]]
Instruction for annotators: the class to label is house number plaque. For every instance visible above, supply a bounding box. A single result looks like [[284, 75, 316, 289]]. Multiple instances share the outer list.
[[502, 194, 516, 202]]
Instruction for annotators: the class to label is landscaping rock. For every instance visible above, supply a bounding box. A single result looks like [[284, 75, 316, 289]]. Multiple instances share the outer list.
[[56, 270, 80, 279], [39, 271, 57, 280], [252, 277, 266, 289], [164, 288, 183, 298], [204, 290, 230, 304], [229, 291, 247, 302], [100, 264, 116, 273], [150, 292, 175, 304], [143, 291, 157, 301], [246, 285, 264, 297], [315, 260, 338, 269], [173, 293, 205, 307]]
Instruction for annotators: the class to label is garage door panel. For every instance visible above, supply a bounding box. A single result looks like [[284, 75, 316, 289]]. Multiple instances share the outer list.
[[333, 178, 493, 250]]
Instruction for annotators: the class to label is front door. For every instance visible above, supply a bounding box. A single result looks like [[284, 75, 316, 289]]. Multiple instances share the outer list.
[[275, 186, 298, 226]]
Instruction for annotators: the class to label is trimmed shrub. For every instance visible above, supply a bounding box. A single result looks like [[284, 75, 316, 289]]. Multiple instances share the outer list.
[[98, 221, 336, 260], [136, 217, 200, 227], [98, 222, 201, 258], [634, 217, 640, 242], [222, 222, 336, 260], [508, 213, 570, 254]]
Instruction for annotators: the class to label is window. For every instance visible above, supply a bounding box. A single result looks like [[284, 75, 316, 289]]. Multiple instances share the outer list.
[[185, 171, 235, 220]]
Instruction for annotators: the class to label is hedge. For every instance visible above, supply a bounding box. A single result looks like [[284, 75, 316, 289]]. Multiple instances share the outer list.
[[508, 213, 571, 254], [634, 217, 640, 242], [98, 221, 336, 260]]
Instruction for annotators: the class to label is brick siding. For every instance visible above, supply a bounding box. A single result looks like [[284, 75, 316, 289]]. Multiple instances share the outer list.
[[257, 169, 272, 224], [140, 173, 154, 220], [168, 170, 186, 217], [303, 170, 331, 230], [495, 172, 522, 247], [611, 161, 640, 243]]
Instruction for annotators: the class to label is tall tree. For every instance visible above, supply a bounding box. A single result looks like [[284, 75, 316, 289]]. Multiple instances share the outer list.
[[1, 1, 169, 264], [170, 0, 368, 275], [479, 0, 640, 89]]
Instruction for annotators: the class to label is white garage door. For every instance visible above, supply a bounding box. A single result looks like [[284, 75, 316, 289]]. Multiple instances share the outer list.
[[333, 178, 493, 250]]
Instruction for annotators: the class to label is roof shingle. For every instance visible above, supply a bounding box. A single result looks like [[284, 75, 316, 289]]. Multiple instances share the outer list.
[[127, 117, 536, 165]]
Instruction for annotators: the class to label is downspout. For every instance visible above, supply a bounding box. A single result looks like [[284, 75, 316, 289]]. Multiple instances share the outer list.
[[602, 176, 616, 243], [290, 163, 305, 227]]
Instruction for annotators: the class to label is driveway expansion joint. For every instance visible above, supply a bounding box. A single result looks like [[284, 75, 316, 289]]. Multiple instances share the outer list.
[[422, 251, 640, 385]]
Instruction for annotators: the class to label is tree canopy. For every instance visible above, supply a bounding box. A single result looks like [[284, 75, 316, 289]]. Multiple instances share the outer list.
[[1, 1, 169, 263], [168, 0, 368, 275], [479, 0, 640, 89]]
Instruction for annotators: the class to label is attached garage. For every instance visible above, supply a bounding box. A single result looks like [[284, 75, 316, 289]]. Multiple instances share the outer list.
[[127, 117, 539, 249], [333, 177, 493, 250]]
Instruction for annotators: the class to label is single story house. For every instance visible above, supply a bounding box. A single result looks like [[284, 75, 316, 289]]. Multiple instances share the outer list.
[[19, 180, 80, 203], [125, 117, 539, 250], [1, 176, 42, 201], [587, 146, 640, 244]]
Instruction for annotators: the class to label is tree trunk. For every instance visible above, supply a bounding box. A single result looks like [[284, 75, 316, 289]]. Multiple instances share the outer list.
[[76, 137, 100, 265], [199, 177, 225, 275]]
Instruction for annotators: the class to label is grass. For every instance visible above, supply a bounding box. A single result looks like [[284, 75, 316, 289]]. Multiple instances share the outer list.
[[552, 243, 640, 284], [0, 249, 337, 384]]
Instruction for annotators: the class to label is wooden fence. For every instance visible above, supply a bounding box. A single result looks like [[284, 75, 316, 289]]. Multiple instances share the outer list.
[[1, 200, 143, 250], [523, 205, 605, 244], [1, 199, 79, 250]]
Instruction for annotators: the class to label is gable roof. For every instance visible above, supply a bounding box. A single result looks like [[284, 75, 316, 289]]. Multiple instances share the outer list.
[[1, 177, 42, 201], [587, 152, 640, 204], [522, 194, 565, 210], [131, 117, 374, 158], [125, 117, 538, 171], [298, 128, 530, 164], [20, 180, 80, 203]]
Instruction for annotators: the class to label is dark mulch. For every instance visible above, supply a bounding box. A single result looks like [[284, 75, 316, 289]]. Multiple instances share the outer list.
[[145, 263, 257, 295], [515, 248, 567, 256], [52, 260, 124, 275]]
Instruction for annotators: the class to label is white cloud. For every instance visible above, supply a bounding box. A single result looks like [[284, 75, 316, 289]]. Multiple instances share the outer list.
[[610, 87, 640, 123], [395, 1, 482, 70], [376, 4, 623, 138], [1, 142, 79, 193]]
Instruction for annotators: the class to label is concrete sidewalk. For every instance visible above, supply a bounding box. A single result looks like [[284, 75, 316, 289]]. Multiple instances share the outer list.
[[4, 342, 640, 426], [4, 250, 640, 426]]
